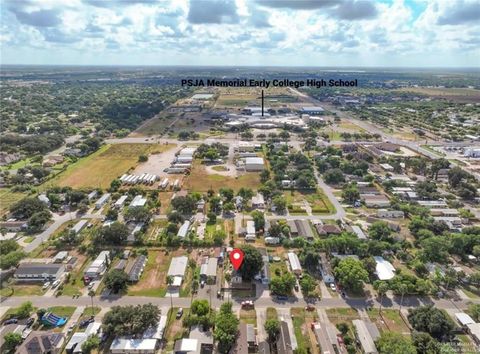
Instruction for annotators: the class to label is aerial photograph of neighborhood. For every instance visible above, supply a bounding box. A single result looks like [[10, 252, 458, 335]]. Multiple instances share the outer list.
[[0, 0, 479, 354]]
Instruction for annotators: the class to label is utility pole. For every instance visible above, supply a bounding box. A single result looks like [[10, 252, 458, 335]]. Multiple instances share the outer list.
[[261, 90, 264, 117]]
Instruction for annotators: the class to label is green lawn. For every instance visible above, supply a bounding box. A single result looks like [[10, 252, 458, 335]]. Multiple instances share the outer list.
[[266, 307, 278, 320], [0, 283, 45, 297], [291, 308, 313, 353], [48, 306, 76, 318], [240, 309, 257, 325], [367, 309, 410, 333], [62, 258, 91, 296], [0, 188, 27, 217]]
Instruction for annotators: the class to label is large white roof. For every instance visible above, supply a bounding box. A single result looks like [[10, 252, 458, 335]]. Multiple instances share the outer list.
[[374, 256, 395, 280], [245, 157, 264, 165], [288, 252, 302, 272], [110, 338, 157, 351], [167, 256, 188, 277]]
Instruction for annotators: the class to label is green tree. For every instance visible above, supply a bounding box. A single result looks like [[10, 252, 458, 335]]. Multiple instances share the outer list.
[[264, 319, 280, 342], [334, 258, 369, 293], [10, 197, 47, 219], [16, 301, 33, 318], [412, 331, 439, 354], [214, 302, 239, 353], [368, 221, 393, 242], [251, 210, 265, 230], [323, 168, 344, 184], [299, 274, 316, 297], [102, 304, 160, 337], [104, 269, 129, 293], [3, 333, 22, 353], [237, 245, 263, 281], [376, 332, 416, 354], [272, 196, 287, 214], [270, 273, 296, 295], [81, 335, 100, 354], [407, 306, 454, 340], [342, 184, 360, 204], [95, 222, 129, 245]]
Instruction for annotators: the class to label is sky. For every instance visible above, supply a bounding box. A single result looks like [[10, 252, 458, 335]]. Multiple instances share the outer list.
[[1, 0, 479, 67]]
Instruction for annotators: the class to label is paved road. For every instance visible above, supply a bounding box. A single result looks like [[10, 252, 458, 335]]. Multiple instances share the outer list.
[[2, 291, 478, 311], [23, 212, 104, 253]]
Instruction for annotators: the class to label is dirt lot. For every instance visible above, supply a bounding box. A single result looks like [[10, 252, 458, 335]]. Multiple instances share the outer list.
[[133, 143, 178, 176], [184, 161, 261, 192]]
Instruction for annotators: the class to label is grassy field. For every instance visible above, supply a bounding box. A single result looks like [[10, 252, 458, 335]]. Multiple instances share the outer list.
[[291, 308, 315, 354], [0, 188, 27, 216], [367, 309, 410, 334], [240, 309, 257, 325], [184, 161, 261, 192], [283, 189, 335, 214], [325, 308, 360, 326], [164, 307, 189, 352], [43, 143, 173, 189], [127, 250, 170, 297], [0, 283, 45, 297], [266, 307, 278, 320], [397, 87, 480, 100], [62, 256, 90, 296]]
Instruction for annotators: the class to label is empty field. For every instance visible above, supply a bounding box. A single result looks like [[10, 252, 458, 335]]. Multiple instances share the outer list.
[[396, 87, 480, 103], [0, 188, 26, 216], [43, 143, 173, 189], [127, 250, 171, 297], [367, 309, 410, 334], [184, 161, 261, 192]]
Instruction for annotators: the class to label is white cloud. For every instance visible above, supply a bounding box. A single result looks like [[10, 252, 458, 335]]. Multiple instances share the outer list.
[[0, 0, 478, 66]]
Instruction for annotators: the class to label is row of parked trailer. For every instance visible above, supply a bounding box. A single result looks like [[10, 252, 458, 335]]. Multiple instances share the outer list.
[[163, 147, 197, 174], [120, 173, 158, 185], [159, 178, 181, 190]]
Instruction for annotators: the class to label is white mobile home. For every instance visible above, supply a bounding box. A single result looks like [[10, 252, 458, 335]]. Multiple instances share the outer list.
[[287, 252, 302, 275], [95, 193, 111, 209]]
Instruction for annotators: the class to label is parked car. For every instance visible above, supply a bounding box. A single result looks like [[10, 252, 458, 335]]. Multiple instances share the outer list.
[[176, 308, 184, 319], [276, 295, 288, 301], [200, 280, 205, 288], [241, 301, 254, 309], [79, 317, 94, 328], [42, 282, 51, 290], [26, 318, 35, 327], [52, 280, 61, 288], [305, 305, 315, 312], [88, 282, 96, 290], [3, 318, 18, 325], [330, 283, 337, 292], [67, 324, 75, 333]]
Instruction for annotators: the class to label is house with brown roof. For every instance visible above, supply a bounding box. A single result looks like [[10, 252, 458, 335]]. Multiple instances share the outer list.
[[315, 224, 342, 236]]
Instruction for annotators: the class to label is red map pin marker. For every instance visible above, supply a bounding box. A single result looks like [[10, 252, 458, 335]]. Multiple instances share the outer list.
[[230, 248, 244, 271]]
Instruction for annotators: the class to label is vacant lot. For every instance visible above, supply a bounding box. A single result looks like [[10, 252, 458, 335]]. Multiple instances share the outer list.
[[397, 87, 480, 103], [184, 161, 261, 192], [291, 308, 317, 354], [240, 309, 257, 325], [127, 250, 171, 297], [326, 308, 360, 326], [367, 309, 410, 334], [0, 188, 26, 217], [284, 189, 334, 214], [44, 144, 171, 189]]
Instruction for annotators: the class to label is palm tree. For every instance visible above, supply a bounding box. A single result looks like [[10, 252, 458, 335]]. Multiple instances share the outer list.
[[88, 290, 95, 317], [377, 282, 389, 314], [166, 275, 174, 310]]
